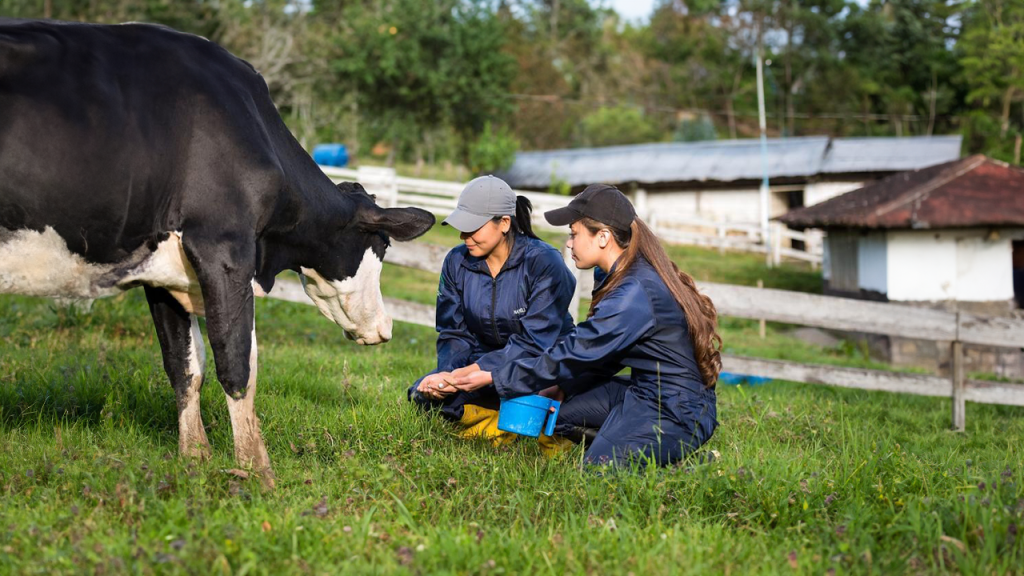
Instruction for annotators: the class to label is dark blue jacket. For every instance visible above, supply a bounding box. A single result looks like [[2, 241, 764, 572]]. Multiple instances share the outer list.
[[435, 234, 576, 373], [492, 255, 713, 409]]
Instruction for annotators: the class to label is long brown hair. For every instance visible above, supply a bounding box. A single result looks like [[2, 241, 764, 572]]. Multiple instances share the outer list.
[[582, 217, 723, 388]]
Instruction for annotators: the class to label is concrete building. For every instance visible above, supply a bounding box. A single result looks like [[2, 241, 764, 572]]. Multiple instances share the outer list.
[[779, 155, 1024, 378]]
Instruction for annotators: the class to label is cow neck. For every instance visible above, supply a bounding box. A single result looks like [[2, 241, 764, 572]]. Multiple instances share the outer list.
[[254, 183, 358, 293]]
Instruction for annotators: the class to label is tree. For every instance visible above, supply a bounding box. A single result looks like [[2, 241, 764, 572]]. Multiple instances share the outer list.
[[961, 0, 1024, 142], [326, 0, 516, 164], [578, 106, 661, 147]]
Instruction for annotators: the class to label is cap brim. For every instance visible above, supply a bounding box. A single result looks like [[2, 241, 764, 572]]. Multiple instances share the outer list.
[[442, 208, 493, 233], [543, 206, 582, 227]]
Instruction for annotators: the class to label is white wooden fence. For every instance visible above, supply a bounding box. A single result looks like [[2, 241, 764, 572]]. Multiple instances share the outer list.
[[268, 241, 1024, 431], [320, 165, 824, 266]]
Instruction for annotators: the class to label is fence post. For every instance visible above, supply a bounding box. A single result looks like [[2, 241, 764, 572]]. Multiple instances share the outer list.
[[951, 311, 966, 431], [771, 222, 783, 266], [358, 166, 399, 207], [564, 243, 583, 323], [757, 279, 766, 339], [632, 187, 649, 221]]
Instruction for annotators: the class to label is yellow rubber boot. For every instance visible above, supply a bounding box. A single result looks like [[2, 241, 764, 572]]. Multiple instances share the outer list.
[[538, 433, 575, 458], [457, 405, 514, 446]]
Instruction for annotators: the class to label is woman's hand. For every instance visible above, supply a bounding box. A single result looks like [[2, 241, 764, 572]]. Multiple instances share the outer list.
[[452, 370, 493, 392], [417, 372, 458, 400], [450, 363, 481, 379]]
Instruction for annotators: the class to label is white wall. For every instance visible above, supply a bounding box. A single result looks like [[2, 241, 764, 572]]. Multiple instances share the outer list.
[[857, 232, 887, 293], [646, 188, 791, 222], [804, 181, 863, 206], [886, 230, 1015, 302]]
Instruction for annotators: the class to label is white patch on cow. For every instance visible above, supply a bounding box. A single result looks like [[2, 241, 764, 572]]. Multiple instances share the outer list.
[[299, 247, 392, 345], [178, 314, 210, 459], [225, 324, 273, 485], [118, 232, 205, 315], [251, 279, 267, 297], [0, 227, 123, 298], [0, 227, 206, 314]]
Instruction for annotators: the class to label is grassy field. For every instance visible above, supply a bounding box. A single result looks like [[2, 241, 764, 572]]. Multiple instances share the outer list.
[[1, 240, 1022, 574]]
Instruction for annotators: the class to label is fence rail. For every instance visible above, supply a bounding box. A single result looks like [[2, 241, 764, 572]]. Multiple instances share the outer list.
[[267, 240, 1024, 430], [320, 165, 824, 265]]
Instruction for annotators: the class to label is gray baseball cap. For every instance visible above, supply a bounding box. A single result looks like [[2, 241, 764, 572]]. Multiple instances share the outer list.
[[442, 175, 516, 233]]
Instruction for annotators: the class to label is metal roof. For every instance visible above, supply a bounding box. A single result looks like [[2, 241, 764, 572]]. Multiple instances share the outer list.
[[498, 135, 963, 189], [778, 155, 1024, 230], [819, 135, 963, 174]]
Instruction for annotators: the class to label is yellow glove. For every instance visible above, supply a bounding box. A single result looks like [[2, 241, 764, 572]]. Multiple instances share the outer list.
[[538, 433, 575, 458]]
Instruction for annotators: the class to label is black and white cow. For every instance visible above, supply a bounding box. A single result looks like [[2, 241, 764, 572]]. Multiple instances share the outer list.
[[0, 19, 435, 485]]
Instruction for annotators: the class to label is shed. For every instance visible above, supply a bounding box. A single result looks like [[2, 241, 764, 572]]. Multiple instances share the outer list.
[[779, 155, 1024, 310]]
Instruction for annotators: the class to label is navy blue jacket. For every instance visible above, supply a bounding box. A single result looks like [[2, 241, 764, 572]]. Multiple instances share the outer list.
[[492, 256, 712, 408], [435, 235, 576, 374]]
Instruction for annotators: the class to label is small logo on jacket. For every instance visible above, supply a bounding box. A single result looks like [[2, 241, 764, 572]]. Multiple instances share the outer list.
[[513, 307, 527, 316]]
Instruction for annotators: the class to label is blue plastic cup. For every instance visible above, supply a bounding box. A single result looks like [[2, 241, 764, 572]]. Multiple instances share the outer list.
[[496, 395, 561, 438]]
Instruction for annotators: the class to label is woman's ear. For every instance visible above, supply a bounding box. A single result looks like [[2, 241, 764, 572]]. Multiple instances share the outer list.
[[501, 216, 512, 235], [598, 231, 609, 249]]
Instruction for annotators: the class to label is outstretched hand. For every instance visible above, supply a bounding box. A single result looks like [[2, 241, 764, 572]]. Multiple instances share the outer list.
[[417, 372, 458, 400], [452, 370, 493, 392]]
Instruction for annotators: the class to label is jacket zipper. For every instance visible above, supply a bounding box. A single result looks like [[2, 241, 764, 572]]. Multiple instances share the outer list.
[[490, 276, 501, 345]]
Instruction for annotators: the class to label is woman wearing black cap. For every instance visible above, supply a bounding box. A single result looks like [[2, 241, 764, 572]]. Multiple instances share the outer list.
[[408, 175, 577, 452], [452, 184, 722, 466]]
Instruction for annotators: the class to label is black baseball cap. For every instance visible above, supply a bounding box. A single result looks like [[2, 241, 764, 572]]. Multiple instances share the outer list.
[[543, 184, 636, 232]]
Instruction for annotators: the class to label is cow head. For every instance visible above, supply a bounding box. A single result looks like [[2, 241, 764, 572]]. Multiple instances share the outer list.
[[300, 182, 434, 345]]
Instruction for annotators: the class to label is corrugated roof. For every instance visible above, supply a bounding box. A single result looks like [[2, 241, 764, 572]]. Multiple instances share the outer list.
[[820, 135, 963, 174], [498, 135, 963, 189], [777, 155, 1024, 230], [498, 137, 830, 188]]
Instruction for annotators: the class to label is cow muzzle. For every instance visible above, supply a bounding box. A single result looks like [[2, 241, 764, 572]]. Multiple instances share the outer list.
[[300, 251, 391, 346]]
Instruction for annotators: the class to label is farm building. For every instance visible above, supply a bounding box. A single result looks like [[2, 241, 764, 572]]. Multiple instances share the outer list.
[[497, 135, 963, 223], [779, 155, 1024, 378]]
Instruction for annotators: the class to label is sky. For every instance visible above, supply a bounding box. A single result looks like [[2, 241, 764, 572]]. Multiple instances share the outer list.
[[606, 0, 657, 23], [604, 0, 873, 23]]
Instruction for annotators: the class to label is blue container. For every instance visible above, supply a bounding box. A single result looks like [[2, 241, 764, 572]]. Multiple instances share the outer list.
[[497, 395, 561, 438], [312, 143, 349, 167], [719, 372, 772, 386]]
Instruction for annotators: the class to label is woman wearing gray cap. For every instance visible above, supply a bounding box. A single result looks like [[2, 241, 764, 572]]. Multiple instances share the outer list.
[[451, 184, 722, 467], [408, 175, 577, 452]]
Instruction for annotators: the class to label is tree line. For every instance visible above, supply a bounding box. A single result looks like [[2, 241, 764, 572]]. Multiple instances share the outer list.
[[3, 0, 1022, 172]]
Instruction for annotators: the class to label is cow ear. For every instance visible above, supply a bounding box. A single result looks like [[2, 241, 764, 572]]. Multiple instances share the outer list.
[[361, 206, 435, 241]]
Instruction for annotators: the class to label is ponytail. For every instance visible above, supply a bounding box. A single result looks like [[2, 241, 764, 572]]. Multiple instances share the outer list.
[[583, 217, 722, 388], [493, 196, 539, 240], [513, 196, 539, 239]]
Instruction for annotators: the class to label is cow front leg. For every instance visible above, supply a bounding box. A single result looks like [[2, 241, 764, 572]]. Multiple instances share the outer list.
[[225, 321, 273, 482], [144, 286, 211, 459], [183, 235, 274, 487]]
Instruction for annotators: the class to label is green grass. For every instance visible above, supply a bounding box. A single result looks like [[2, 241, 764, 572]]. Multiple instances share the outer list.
[[2, 286, 1023, 575]]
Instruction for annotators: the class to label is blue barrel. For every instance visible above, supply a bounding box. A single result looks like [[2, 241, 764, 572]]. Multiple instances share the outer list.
[[312, 144, 349, 167], [719, 372, 772, 386], [497, 395, 561, 438]]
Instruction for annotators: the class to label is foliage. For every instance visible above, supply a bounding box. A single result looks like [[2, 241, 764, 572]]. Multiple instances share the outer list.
[[3, 0, 1024, 164], [578, 105, 662, 147], [466, 122, 520, 174], [674, 115, 718, 142]]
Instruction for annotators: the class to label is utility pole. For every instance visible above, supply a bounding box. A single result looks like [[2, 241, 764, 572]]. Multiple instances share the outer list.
[[756, 19, 772, 267]]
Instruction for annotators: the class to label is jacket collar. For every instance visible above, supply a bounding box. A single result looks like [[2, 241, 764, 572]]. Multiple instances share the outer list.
[[460, 233, 531, 274]]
